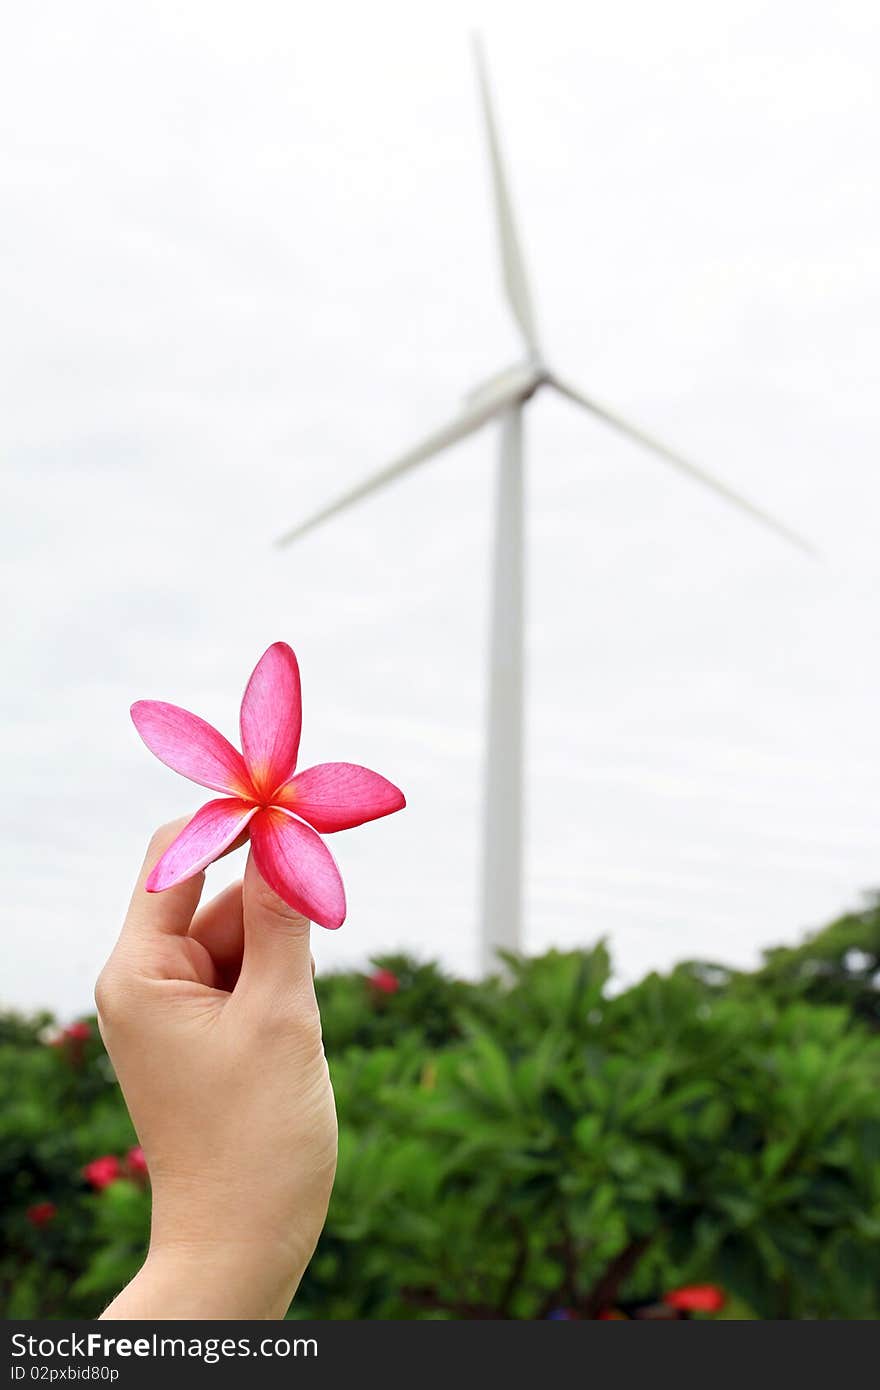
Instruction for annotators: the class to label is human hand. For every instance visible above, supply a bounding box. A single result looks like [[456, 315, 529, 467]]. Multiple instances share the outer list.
[[95, 819, 337, 1320]]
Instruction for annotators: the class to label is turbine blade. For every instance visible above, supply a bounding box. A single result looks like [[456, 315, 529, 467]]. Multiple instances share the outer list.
[[276, 401, 498, 547], [551, 376, 817, 557], [473, 33, 540, 355]]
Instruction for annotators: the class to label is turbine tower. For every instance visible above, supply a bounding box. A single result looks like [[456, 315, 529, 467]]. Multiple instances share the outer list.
[[278, 37, 813, 974]]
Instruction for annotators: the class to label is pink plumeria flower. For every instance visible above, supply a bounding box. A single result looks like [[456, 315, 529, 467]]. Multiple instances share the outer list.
[[131, 642, 405, 930]]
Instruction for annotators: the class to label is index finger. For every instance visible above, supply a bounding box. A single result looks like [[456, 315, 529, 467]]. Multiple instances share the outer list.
[[119, 818, 206, 947]]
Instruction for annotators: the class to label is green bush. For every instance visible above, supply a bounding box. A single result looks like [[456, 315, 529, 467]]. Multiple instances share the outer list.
[[2, 902, 879, 1319]]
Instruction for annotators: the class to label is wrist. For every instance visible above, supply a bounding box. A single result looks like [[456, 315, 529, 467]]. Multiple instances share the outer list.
[[147, 1168, 319, 1306], [102, 1241, 303, 1320]]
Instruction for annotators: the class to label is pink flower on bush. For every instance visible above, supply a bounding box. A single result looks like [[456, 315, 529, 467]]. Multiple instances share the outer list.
[[84, 1155, 122, 1191], [26, 1202, 57, 1228], [126, 1146, 149, 1181], [368, 968, 400, 995], [131, 642, 405, 930], [663, 1283, 726, 1313]]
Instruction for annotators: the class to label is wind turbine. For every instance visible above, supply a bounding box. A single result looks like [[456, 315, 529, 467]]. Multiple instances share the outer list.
[[278, 37, 814, 973]]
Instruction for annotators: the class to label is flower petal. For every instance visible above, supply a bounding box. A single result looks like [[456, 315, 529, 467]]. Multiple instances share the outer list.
[[131, 701, 255, 798], [249, 807, 346, 929], [146, 799, 258, 892], [274, 763, 406, 833], [239, 642, 302, 798]]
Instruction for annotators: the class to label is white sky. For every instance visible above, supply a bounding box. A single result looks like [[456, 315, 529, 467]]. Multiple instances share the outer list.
[[2, 0, 879, 1017]]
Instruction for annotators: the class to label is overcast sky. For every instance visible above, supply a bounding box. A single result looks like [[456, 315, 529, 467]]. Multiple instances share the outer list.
[[2, 0, 879, 1017]]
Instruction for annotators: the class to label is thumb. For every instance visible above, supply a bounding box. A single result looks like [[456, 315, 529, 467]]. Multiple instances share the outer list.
[[238, 851, 316, 1011]]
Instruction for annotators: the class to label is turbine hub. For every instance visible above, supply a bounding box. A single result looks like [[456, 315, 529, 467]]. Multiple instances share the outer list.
[[463, 360, 546, 411]]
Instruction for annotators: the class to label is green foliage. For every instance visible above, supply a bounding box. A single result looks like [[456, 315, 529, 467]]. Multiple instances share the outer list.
[[678, 892, 880, 1029], [2, 912, 879, 1320], [750, 894, 880, 1029], [0, 1023, 146, 1317]]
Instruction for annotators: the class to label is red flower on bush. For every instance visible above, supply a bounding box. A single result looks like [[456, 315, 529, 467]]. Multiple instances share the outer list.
[[48, 1021, 92, 1067], [26, 1202, 57, 1228], [84, 1155, 122, 1191], [126, 1146, 149, 1181], [663, 1284, 726, 1313], [368, 968, 400, 995]]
